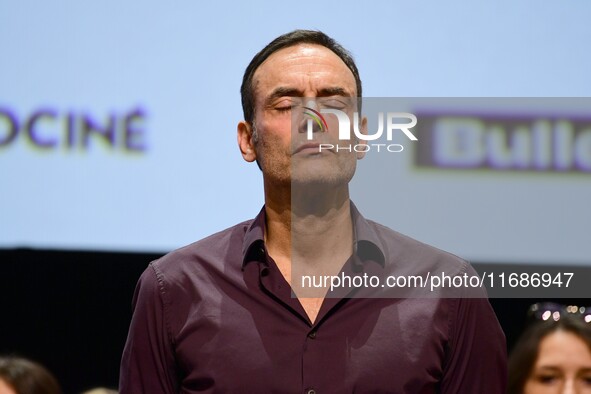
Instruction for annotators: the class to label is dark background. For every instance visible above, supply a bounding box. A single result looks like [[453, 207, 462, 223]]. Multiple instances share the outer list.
[[1, 248, 587, 393]]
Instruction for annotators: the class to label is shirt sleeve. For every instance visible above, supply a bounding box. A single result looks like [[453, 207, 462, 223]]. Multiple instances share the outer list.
[[439, 291, 507, 393], [119, 263, 179, 394]]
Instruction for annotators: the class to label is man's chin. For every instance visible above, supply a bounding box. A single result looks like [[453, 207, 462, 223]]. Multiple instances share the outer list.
[[290, 172, 355, 190]]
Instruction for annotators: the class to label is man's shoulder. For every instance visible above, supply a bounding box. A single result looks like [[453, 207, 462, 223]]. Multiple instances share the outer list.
[[364, 218, 487, 298], [150, 218, 255, 279], [366, 219, 471, 276]]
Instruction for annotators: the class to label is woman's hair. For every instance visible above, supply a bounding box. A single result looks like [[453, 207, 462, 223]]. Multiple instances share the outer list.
[[507, 313, 591, 394], [0, 356, 61, 394]]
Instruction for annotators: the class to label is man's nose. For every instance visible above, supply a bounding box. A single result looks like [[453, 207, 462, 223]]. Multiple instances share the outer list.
[[298, 118, 322, 134], [296, 100, 323, 135]]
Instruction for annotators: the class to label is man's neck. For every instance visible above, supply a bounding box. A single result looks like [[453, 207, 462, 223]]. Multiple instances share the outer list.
[[264, 182, 354, 292]]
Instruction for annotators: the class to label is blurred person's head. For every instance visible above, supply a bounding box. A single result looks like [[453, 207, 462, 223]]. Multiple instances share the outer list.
[[81, 388, 117, 394], [0, 356, 61, 394], [508, 304, 591, 394]]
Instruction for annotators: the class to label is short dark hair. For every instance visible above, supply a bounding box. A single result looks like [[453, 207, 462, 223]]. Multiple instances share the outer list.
[[240, 29, 362, 124], [507, 315, 591, 394], [0, 356, 62, 394]]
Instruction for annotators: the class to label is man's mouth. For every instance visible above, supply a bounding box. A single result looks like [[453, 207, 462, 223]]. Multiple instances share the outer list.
[[293, 142, 333, 154], [293, 143, 321, 154]]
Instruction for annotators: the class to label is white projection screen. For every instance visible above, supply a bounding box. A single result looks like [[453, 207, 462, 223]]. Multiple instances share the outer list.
[[1, 1, 590, 266]]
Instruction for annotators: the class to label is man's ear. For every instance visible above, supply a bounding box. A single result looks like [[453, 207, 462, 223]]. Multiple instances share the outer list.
[[356, 116, 368, 160], [237, 121, 257, 162]]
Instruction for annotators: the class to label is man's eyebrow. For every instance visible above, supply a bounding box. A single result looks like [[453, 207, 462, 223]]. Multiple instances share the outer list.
[[265, 86, 352, 104], [317, 87, 350, 97], [265, 87, 302, 104]]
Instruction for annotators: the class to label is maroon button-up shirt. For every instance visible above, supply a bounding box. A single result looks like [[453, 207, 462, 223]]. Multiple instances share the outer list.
[[120, 204, 506, 393]]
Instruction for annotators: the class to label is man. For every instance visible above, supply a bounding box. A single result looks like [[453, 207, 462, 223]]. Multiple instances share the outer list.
[[120, 30, 506, 393]]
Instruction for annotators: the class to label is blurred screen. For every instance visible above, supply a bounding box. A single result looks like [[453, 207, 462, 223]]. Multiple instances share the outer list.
[[1, 1, 590, 265]]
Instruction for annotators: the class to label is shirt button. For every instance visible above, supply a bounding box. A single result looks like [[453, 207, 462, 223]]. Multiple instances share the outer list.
[[308, 330, 317, 339], [306, 389, 316, 394]]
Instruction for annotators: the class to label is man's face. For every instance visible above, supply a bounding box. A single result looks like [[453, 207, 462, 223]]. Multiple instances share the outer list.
[[241, 43, 362, 188]]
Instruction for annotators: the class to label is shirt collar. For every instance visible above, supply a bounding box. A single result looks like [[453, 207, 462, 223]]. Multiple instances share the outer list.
[[350, 202, 386, 267], [242, 202, 386, 268], [241, 206, 266, 267]]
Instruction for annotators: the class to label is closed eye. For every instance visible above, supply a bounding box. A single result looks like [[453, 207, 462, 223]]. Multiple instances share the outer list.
[[580, 373, 591, 385], [272, 99, 296, 113], [536, 374, 560, 385], [318, 97, 349, 110]]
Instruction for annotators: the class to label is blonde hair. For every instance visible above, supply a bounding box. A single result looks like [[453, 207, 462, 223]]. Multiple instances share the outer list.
[[81, 389, 118, 394]]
